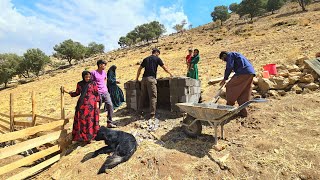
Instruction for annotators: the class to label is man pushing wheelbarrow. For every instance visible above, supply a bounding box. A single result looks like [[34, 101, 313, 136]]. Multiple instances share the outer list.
[[176, 51, 265, 145]]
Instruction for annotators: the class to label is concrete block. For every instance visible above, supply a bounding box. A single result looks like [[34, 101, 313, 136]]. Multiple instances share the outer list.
[[157, 79, 170, 87], [190, 87, 201, 94], [170, 87, 189, 96], [124, 82, 130, 89], [129, 102, 138, 110], [185, 78, 196, 86], [195, 80, 201, 87], [170, 96, 179, 103], [126, 89, 137, 96], [179, 94, 200, 103]]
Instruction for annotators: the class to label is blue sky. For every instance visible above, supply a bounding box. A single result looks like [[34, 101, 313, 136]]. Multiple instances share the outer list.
[[0, 0, 241, 55]]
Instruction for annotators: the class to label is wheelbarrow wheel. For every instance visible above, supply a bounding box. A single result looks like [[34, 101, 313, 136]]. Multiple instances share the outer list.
[[182, 114, 202, 138]]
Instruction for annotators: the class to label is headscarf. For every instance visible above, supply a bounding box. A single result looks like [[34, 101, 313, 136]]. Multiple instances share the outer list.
[[76, 71, 91, 110], [107, 65, 117, 87], [107, 65, 117, 76]]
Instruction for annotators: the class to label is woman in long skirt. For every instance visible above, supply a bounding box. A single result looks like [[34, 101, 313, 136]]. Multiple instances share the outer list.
[[64, 71, 100, 142]]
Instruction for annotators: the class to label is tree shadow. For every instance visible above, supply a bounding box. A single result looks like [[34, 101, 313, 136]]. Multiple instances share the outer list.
[[160, 126, 216, 158]]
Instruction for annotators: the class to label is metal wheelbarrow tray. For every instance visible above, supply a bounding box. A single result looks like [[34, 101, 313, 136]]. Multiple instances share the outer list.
[[176, 98, 267, 145]]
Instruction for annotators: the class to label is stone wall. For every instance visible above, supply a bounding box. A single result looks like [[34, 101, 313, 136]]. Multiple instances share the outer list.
[[124, 77, 201, 112]]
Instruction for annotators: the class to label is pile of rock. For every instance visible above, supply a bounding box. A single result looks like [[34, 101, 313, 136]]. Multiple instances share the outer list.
[[255, 57, 319, 97]]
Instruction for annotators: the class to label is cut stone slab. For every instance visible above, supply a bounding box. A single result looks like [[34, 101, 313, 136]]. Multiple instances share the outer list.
[[304, 59, 320, 76]]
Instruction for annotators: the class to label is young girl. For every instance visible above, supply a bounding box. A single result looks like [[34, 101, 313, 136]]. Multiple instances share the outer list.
[[64, 71, 100, 143]]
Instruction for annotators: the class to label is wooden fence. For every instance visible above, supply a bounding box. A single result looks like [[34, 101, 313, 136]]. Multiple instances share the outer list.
[[0, 87, 71, 179], [0, 118, 70, 179]]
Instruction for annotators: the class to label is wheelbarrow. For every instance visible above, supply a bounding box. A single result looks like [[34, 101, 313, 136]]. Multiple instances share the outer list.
[[176, 98, 267, 145]]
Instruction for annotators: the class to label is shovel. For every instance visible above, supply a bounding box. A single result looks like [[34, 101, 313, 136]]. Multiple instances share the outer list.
[[212, 84, 225, 103], [211, 73, 233, 103]]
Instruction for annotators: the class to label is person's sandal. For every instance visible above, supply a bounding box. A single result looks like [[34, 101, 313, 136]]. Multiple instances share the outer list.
[[107, 123, 117, 128]]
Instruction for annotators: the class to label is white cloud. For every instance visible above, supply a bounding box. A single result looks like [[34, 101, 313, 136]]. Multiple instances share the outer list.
[[157, 5, 189, 34], [0, 0, 189, 55]]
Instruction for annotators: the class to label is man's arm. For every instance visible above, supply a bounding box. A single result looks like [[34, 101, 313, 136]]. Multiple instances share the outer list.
[[223, 54, 234, 80], [135, 66, 143, 81], [161, 65, 173, 77]]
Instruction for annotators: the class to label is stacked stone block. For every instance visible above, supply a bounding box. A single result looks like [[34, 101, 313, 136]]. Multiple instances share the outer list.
[[124, 81, 141, 110], [124, 77, 201, 112], [169, 77, 201, 112]]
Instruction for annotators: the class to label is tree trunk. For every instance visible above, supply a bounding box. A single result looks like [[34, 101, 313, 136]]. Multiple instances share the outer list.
[[67, 58, 72, 65], [4, 81, 7, 88], [298, 0, 307, 11]]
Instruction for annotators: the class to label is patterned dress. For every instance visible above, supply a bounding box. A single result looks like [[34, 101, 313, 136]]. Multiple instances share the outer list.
[[70, 81, 100, 142]]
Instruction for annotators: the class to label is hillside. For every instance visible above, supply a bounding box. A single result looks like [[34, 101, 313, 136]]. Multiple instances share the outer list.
[[0, 2, 320, 179]]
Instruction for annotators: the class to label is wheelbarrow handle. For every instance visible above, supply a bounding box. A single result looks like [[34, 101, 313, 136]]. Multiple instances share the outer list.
[[233, 98, 267, 115]]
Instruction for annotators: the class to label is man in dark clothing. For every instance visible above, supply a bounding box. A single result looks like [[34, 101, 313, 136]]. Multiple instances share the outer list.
[[136, 48, 173, 119], [219, 51, 256, 117]]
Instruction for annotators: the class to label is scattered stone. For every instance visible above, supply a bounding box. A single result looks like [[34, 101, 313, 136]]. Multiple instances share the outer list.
[[268, 90, 279, 97], [270, 76, 290, 90], [305, 83, 319, 91], [288, 75, 300, 85], [278, 90, 286, 96], [277, 69, 290, 77], [289, 72, 303, 77], [291, 84, 303, 94], [286, 64, 300, 72], [295, 57, 308, 67], [276, 64, 287, 70], [298, 83, 308, 89], [258, 77, 275, 94], [300, 74, 314, 83]]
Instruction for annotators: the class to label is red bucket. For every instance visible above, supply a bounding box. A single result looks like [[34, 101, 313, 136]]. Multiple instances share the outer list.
[[263, 64, 277, 75]]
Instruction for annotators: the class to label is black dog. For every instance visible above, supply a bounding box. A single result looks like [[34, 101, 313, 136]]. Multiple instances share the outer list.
[[81, 126, 137, 174]]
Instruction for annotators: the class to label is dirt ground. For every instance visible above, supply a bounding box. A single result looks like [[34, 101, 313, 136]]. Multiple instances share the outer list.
[[0, 2, 320, 180], [32, 91, 320, 180]]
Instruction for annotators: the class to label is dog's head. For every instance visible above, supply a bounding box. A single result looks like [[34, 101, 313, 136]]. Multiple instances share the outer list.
[[95, 126, 116, 142], [95, 126, 108, 141]]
